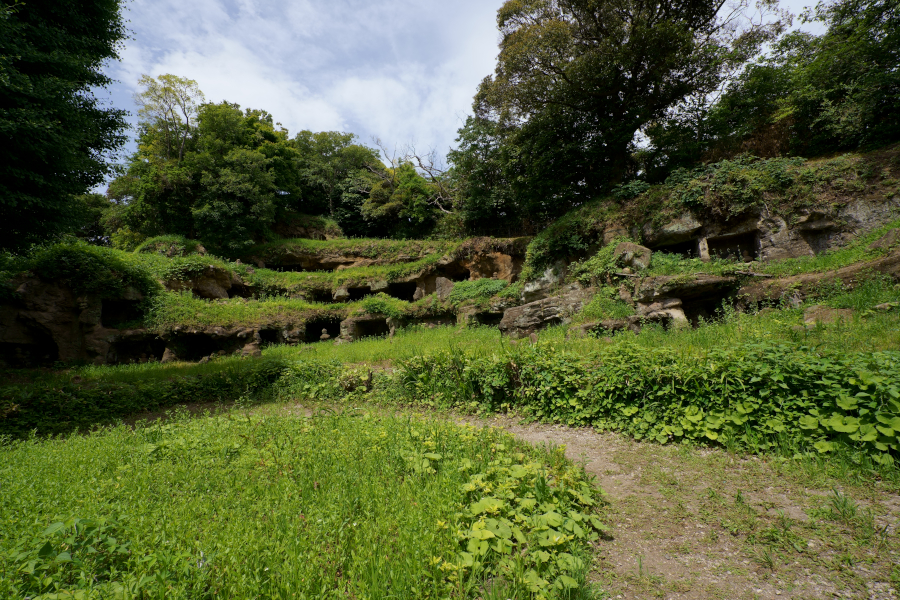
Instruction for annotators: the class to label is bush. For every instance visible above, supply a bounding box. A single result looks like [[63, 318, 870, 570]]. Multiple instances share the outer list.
[[448, 279, 509, 304], [0, 241, 159, 299], [135, 235, 206, 257], [396, 342, 900, 467]]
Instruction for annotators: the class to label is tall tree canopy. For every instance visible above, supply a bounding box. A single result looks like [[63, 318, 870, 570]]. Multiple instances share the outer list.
[[643, 0, 900, 177], [0, 0, 128, 251], [452, 0, 783, 231], [108, 76, 426, 253]]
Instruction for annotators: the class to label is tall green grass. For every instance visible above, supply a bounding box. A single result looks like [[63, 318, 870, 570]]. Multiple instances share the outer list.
[[0, 411, 602, 599]]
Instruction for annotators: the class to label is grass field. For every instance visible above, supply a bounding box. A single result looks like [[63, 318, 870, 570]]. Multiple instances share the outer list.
[[0, 410, 604, 599]]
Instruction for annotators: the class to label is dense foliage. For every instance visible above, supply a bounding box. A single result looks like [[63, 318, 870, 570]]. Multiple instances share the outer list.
[[103, 76, 459, 254], [0, 0, 128, 251], [447, 0, 900, 234]]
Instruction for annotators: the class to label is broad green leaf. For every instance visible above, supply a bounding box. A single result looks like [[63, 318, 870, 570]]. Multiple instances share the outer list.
[[836, 396, 858, 411], [798, 415, 819, 430], [824, 415, 859, 433], [814, 440, 835, 453]]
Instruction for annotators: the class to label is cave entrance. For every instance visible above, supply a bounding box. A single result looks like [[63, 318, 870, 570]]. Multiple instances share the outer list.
[[800, 230, 832, 255], [307, 289, 334, 303], [305, 319, 342, 343], [259, 329, 280, 346], [707, 232, 758, 262], [101, 300, 144, 329], [387, 281, 417, 302], [473, 312, 504, 327], [347, 287, 373, 301], [654, 239, 700, 259], [0, 331, 59, 367], [438, 262, 472, 282], [111, 337, 166, 364], [681, 291, 734, 327], [354, 318, 391, 339], [171, 335, 224, 362]]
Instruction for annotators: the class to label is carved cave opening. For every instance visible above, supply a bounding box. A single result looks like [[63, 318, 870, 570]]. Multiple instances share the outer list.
[[259, 329, 280, 346], [101, 300, 145, 328], [654, 239, 700, 259], [307, 289, 334, 303], [347, 287, 374, 301], [707, 231, 759, 262], [801, 230, 833, 255], [681, 291, 734, 327], [0, 332, 59, 367], [170, 334, 230, 362], [473, 312, 504, 327], [439, 263, 472, 282], [305, 319, 342, 343], [354, 318, 391, 339], [387, 281, 418, 302], [110, 337, 166, 365]]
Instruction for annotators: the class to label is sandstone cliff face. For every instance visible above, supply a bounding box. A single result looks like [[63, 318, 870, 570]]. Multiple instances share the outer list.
[[637, 196, 900, 262], [163, 266, 249, 300], [0, 277, 155, 367]]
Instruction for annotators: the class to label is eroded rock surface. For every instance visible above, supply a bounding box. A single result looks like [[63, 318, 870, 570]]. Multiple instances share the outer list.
[[499, 284, 593, 338]]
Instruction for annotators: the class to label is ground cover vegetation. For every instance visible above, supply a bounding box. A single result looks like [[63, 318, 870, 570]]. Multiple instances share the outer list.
[[4, 0, 900, 597], [0, 410, 605, 598]]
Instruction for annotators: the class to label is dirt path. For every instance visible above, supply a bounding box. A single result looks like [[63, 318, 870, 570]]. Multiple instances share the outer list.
[[461, 415, 900, 600]]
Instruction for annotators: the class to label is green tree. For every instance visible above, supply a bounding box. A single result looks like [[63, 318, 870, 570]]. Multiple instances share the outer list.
[[134, 74, 205, 162], [0, 0, 128, 251], [459, 0, 783, 224], [781, 0, 899, 153], [360, 162, 440, 238]]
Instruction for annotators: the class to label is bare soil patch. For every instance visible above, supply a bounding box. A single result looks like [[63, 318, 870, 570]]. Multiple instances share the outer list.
[[462, 414, 900, 600]]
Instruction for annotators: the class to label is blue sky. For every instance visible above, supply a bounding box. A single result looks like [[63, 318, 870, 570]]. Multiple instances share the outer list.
[[99, 0, 824, 173]]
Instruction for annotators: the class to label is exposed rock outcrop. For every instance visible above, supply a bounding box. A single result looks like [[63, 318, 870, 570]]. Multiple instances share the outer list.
[[522, 263, 566, 303], [640, 196, 900, 262], [164, 266, 248, 300], [614, 242, 652, 271], [740, 248, 900, 304], [632, 274, 740, 305], [0, 276, 156, 366], [499, 284, 593, 338]]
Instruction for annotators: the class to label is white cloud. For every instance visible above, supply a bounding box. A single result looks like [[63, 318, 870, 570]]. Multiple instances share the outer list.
[[106, 0, 503, 161]]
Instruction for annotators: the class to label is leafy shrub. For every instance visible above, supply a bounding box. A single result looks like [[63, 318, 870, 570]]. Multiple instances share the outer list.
[[0, 356, 289, 438], [447, 279, 509, 304], [7, 517, 135, 598], [569, 238, 632, 284], [397, 342, 900, 466], [578, 287, 635, 321], [358, 292, 406, 318], [135, 235, 206, 257], [1, 241, 159, 299], [612, 179, 650, 200]]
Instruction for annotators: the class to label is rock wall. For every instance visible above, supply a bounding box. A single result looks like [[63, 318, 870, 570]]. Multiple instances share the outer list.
[[0, 276, 151, 367], [638, 196, 900, 262]]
